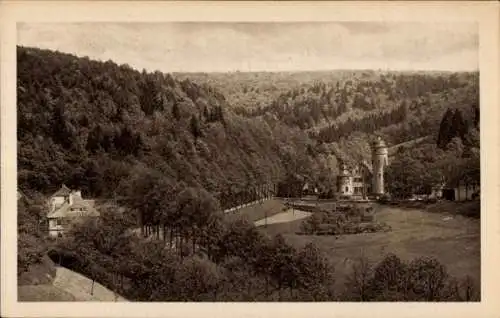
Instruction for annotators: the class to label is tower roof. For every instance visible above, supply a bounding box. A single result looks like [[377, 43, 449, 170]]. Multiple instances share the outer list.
[[372, 136, 387, 148]]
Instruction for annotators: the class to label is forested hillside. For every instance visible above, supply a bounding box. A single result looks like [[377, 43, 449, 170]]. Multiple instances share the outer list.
[[17, 46, 324, 206], [178, 70, 479, 162]]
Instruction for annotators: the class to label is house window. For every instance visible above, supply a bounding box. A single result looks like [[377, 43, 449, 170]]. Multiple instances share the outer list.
[[345, 186, 349, 192], [56, 219, 62, 226]]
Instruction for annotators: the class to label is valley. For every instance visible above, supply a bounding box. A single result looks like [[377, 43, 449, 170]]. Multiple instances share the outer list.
[[16, 46, 481, 302]]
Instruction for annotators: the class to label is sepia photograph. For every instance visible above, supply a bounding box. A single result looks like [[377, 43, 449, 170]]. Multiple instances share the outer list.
[[2, 1, 499, 318]]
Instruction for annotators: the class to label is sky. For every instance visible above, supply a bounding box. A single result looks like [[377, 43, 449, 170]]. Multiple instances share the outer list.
[[17, 22, 479, 73]]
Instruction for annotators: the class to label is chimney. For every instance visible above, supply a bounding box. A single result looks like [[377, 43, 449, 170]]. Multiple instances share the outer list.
[[69, 190, 82, 205]]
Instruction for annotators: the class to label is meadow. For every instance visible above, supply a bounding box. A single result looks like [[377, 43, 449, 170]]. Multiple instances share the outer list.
[[255, 201, 480, 291]]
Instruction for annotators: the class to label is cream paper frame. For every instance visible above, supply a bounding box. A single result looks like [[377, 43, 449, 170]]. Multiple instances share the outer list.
[[1, 1, 499, 317]]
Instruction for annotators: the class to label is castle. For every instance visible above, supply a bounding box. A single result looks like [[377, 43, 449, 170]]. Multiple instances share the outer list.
[[337, 137, 389, 199]]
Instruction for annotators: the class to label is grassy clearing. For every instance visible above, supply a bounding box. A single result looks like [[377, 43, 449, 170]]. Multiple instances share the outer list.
[[224, 198, 287, 223], [389, 200, 480, 218], [260, 203, 480, 290]]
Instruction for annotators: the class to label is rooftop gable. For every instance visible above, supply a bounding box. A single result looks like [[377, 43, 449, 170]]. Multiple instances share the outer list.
[[51, 184, 72, 198]]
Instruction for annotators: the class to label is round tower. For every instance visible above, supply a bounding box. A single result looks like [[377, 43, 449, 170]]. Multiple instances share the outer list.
[[371, 136, 388, 196]]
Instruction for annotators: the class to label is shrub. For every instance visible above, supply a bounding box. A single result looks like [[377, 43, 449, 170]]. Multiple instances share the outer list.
[[426, 197, 438, 204], [368, 254, 408, 301], [407, 256, 448, 301], [18, 233, 47, 276]]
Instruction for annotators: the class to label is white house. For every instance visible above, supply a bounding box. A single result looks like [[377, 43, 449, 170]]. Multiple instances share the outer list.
[[47, 185, 99, 237]]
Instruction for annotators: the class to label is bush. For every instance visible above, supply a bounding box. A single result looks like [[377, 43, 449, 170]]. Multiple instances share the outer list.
[[18, 233, 48, 276], [406, 256, 448, 301], [18, 254, 56, 286], [378, 194, 391, 204], [425, 197, 438, 204], [342, 254, 477, 301], [368, 254, 408, 301]]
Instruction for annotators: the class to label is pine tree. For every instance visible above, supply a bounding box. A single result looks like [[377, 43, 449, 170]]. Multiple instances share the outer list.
[[190, 115, 201, 140], [451, 109, 467, 141], [437, 109, 454, 149], [172, 102, 180, 120]]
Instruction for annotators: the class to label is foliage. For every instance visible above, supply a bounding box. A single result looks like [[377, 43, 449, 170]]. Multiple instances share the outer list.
[[342, 254, 476, 301], [299, 206, 390, 235], [17, 46, 318, 205], [18, 194, 50, 277]]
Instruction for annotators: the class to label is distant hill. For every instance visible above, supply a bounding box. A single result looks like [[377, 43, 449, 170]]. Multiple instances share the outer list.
[[176, 70, 479, 147]]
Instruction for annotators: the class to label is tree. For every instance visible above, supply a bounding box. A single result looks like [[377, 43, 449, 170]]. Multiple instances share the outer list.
[[190, 115, 202, 140], [407, 256, 448, 301], [172, 102, 180, 120], [268, 234, 298, 299], [172, 256, 224, 301], [369, 253, 408, 300], [437, 108, 455, 149], [294, 242, 334, 300], [343, 256, 373, 301]]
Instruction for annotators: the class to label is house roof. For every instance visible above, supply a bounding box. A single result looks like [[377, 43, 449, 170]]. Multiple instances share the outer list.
[[51, 184, 72, 198], [47, 198, 99, 218]]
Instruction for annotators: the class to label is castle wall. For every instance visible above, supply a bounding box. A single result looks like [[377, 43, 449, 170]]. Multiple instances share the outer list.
[[338, 176, 354, 196]]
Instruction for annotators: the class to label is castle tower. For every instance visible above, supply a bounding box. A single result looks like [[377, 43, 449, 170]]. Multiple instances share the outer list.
[[371, 136, 388, 196]]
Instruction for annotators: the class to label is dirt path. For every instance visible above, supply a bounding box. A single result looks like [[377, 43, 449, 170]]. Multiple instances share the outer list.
[[254, 209, 312, 227], [52, 266, 127, 301]]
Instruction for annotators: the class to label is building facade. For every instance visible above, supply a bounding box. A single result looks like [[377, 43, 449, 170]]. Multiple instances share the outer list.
[[47, 185, 99, 237], [337, 136, 389, 199]]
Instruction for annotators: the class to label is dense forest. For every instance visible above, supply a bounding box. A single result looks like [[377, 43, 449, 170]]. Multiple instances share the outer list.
[[178, 70, 479, 162], [17, 46, 480, 302], [17, 46, 323, 207]]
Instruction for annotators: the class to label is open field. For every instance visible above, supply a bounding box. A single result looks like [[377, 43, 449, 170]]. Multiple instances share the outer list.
[[260, 203, 480, 291], [390, 200, 480, 218]]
